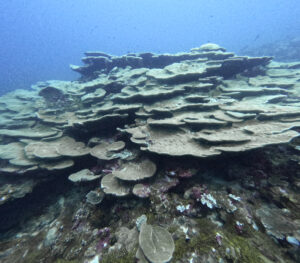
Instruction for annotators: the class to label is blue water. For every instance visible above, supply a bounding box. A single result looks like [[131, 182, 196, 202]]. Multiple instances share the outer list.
[[0, 0, 299, 96]]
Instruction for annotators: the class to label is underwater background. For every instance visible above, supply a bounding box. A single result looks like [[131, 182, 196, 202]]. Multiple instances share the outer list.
[[1, 1, 300, 263], [0, 0, 300, 96]]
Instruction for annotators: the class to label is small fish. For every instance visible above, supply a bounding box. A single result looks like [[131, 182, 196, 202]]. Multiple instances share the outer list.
[[254, 34, 260, 41]]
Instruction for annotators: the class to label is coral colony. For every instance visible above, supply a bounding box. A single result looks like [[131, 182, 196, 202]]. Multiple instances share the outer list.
[[0, 43, 300, 262]]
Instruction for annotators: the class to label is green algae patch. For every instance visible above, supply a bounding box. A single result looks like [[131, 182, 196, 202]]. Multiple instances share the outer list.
[[173, 236, 191, 261], [23, 251, 45, 263], [172, 217, 267, 262], [222, 213, 282, 262], [168, 224, 179, 234], [55, 259, 80, 263], [24, 250, 81, 263], [173, 233, 215, 261], [101, 249, 136, 263], [144, 211, 156, 225], [173, 218, 216, 261], [190, 230, 216, 254], [89, 207, 112, 229], [223, 234, 264, 263]]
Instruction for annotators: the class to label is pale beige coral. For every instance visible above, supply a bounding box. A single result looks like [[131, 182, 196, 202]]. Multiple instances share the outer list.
[[101, 173, 131, 196], [68, 169, 100, 183], [90, 141, 125, 160], [113, 159, 157, 181]]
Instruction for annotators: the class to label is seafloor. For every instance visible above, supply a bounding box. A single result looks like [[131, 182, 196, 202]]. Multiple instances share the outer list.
[[0, 43, 299, 263]]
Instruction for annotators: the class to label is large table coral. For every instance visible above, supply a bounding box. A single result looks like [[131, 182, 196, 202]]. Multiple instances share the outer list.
[[0, 43, 300, 263]]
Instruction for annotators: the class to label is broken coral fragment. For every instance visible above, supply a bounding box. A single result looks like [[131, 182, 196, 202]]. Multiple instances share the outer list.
[[86, 190, 105, 205], [139, 223, 175, 263]]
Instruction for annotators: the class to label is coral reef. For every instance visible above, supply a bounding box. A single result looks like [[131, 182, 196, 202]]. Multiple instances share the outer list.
[[0, 43, 300, 262], [241, 37, 300, 62]]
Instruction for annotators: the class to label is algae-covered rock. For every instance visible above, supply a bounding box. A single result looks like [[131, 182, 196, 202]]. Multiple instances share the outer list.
[[136, 247, 149, 263], [86, 190, 104, 205], [114, 227, 139, 252], [139, 223, 175, 263], [256, 205, 299, 240]]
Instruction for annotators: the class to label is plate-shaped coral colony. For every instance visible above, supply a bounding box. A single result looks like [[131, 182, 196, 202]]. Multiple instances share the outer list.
[[0, 44, 300, 263]]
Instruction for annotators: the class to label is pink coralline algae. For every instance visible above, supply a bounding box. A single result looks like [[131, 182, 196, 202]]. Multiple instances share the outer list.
[[188, 185, 217, 209], [215, 233, 223, 246], [190, 185, 208, 202], [166, 167, 195, 178], [102, 160, 120, 174], [96, 227, 111, 253], [235, 221, 244, 234], [72, 207, 88, 231], [91, 160, 120, 175], [178, 169, 194, 178], [157, 176, 179, 193], [134, 184, 151, 198], [90, 162, 104, 174], [90, 159, 120, 174], [102, 169, 114, 174]]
